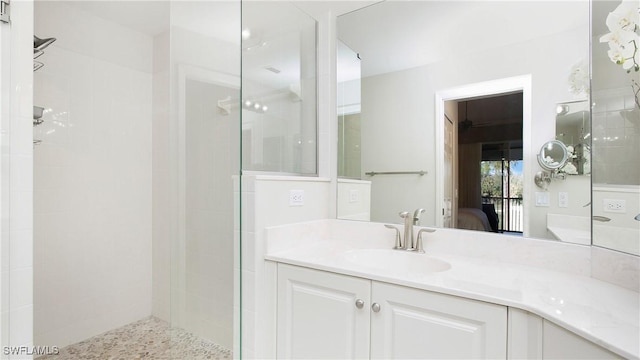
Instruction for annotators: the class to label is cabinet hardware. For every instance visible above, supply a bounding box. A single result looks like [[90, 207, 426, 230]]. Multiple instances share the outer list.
[[355, 299, 364, 309], [371, 303, 381, 312]]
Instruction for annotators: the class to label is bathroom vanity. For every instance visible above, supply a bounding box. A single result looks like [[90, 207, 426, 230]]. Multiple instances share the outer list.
[[264, 219, 638, 359]]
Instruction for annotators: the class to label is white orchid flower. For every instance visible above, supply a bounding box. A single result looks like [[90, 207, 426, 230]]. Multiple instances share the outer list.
[[600, 0, 640, 72], [605, 0, 639, 31], [600, 24, 637, 46]]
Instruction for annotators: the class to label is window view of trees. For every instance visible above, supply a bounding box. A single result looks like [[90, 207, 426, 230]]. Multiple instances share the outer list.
[[481, 160, 523, 232]]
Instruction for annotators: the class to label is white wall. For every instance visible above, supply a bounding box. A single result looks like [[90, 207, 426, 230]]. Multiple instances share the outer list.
[[593, 186, 640, 256], [33, 2, 153, 348], [1, 0, 35, 356], [360, 23, 589, 239], [337, 179, 370, 221]]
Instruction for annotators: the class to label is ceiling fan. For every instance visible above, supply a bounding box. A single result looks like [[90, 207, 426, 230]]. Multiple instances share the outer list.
[[459, 101, 473, 132]]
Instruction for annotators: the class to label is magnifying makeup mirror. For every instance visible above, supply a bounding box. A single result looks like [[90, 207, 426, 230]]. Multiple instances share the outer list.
[[535, 140, 569, 189]]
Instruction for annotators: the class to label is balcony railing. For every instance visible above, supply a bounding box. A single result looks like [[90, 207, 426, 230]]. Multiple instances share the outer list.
[[482, 196, 523, 233]]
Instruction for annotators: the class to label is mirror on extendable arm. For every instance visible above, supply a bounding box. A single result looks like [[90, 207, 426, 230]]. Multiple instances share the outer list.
[[534, 140, 569, 189]]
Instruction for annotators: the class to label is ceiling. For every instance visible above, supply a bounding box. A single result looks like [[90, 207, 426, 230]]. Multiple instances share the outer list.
[[61, 1, 377, 41], [64, 0, 241, 43], [338, 1, 591, 78]]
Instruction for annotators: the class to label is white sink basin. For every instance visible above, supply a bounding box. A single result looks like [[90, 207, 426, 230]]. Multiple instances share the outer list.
[[341, 249, 451, 274]]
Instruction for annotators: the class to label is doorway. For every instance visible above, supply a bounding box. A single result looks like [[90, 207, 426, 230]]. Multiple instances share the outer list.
[[435, 75, 532, 236], [458, 95, 524, 234]]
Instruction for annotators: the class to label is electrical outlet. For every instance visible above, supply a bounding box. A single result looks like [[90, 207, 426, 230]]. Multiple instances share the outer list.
[[603, 198, 626, 213], [349, 189, 360, 203], [558, 192, 569, 208], [289, 190, 304, 206]]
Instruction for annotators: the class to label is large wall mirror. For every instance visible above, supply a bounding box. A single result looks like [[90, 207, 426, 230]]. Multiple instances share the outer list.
[[591, 0, 640, 256], [241, 1, 318, 175], [336, 1, 593, 243]]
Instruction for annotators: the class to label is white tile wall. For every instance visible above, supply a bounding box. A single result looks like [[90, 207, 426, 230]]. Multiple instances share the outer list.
[[33, 2, 153, 349], [592, 88, 640, 186], [241, 175, 331, 358], [2, 0, 35, 358], [180, 78, 237, 349]]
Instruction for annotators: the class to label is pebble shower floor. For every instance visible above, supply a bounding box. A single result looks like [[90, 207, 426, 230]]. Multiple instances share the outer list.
[[37, 317, 232, 360]]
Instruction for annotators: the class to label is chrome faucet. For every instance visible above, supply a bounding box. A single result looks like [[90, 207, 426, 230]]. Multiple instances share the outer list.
[[413, 208, 425, 225], [399, 211, 414, 250], [385, 210, 432, 252]]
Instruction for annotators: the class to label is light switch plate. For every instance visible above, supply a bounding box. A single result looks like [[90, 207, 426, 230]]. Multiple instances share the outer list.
[[535, 192, 550, 207]]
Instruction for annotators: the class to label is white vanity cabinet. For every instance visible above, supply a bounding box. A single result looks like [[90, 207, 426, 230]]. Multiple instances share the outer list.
[[370, 281, 507, 359], [276, 264, 371, 359], [542, 320, 622, 359], [507, 308, 622, 360], [276, 263, 507, 359]]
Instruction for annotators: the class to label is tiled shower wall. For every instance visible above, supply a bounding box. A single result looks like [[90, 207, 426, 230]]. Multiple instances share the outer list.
[[33, 2, 153, 348], [2, 0, 35, 356], [591, 87, 640, 185]]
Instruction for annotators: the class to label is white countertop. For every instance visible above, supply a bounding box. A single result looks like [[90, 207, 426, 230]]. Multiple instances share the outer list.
[[266, 240, 640, 359]]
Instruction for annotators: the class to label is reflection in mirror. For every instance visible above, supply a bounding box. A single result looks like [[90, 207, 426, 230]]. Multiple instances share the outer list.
[[591, 0, 640, 256], [556, 100, 591, 175], [336, 1, 591, 243], [337, 40, 362, 179], [534, 140, 569, 191], [538, 140, 569, 171], [241, 2, 317, 174]]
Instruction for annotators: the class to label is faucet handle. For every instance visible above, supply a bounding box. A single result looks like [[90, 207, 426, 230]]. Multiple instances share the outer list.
[[399, 211, 411, 219], [415, 228, 436, 253], [413, 208, 425, 225], [384, 224, 403, 249]]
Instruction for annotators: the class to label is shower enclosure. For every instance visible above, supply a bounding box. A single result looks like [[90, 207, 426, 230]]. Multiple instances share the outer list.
[[31, 1, 240, 358]]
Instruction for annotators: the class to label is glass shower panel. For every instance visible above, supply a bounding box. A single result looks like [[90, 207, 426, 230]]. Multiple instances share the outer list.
[[591, 0, 640, 256], [0, 13, 10, 351], [241, 2, 317, 174], [169, 1, 240, 357]]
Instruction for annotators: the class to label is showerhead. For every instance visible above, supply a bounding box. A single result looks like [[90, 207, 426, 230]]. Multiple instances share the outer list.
[[34, 35, 56, 50]]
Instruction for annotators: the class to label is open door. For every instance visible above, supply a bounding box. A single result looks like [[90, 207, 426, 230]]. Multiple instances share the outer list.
[[441, 101, 458, 228]]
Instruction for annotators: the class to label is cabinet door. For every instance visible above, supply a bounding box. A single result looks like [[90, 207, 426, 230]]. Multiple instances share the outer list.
[[542, 320, 621, 359], [371, 282, 507, 359], [276, 264, 371, 359]]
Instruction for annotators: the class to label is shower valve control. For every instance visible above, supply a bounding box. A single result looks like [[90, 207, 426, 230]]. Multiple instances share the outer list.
[[0, 0, 10, 24]]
